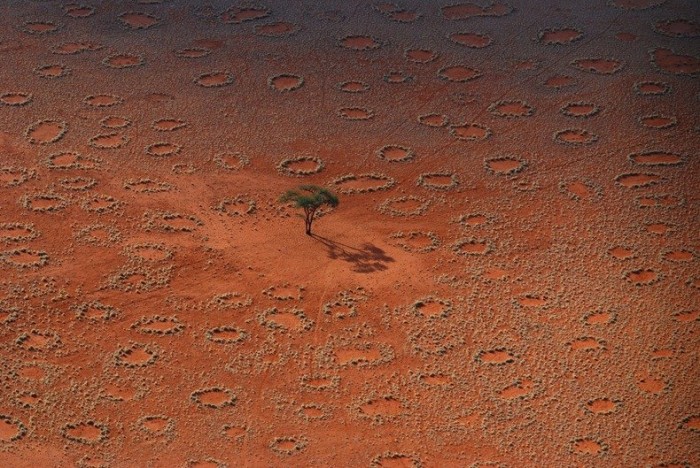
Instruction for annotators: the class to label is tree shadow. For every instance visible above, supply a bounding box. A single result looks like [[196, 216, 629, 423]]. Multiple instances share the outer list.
[[311, 234, 395, 273]]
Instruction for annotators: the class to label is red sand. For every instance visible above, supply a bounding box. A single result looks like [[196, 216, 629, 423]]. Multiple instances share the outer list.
[[0, 0, 698, 466]]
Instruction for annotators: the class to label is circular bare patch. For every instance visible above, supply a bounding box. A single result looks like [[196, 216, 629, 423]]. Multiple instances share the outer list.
[[653, 19, 699, 38], [143, 211, 203, 232], [209, 292, 253, 309], [63, 4, 95, 18], [258, 307, 314, 332], [0, 223, 39, 243], [405, 48, 438, 63], [628, 150, 684, 166], [23, 21, 61, 34], [124, 178, 174, 193], [146, 142, 181, 157], [377, 145, 414, 162], [624, 268, 662, 286], [615, 172, 663, 188], [475, 348, 516, 365], [124, 242, 173, 262], [276, 155, 324, 176], [138, 415, 174, 437], [412, 296, 453, 319], [100, 115, 131, 129], [438, 65, 481, 82], [89, 133, 128, 150], [74, 223, 121, 246], [114, 343, 159, 368], [0, 415, 27, 442], [449, 31, 493, 48], [417, 172, 459, 191], [268, 74, 304, 92], [131, 316, 184, 335], [255, 21, 300, 37], [195, 71, 234, 88], [16, 329, 60, 349], [559, 178, 603, 202], [21, 193, 69, 212], [538, 27, 583, 45], [59, 176, 97, 191], [206, 326, 248, 344], [570, 437, 608, 456], [385, 9, 421, 22], [214, 152, 250, 170], [488, 100, 534, 118], [370, 452, 421, 468], [338, 81, 369, 93], [85, 94, 123, 107], [661, 249, 695, 263], [339, 35, 381, 50], [2, 248, 49, 269], [388, 231, 440, 253], [419, 113, 448, 128], [214, 196, 256, 216], [484, 156, 527, 176], [45, 151, 100, 170], [638, 114, 677, 129], [452, 238, 493, 256], [74, 301, 119, 322], [25, 119, 67, 144], [152, 118, 186, 132], [455, 213, 496, 228], [61, 421, 108, 445], [51, 41, 103, 55], [270, 436, 308, 456], [553, 128, 599, 146], [102, 53, 144, 69], [300, 374, 340, 391], [330, 173, 395, 194], [337, 107, 374, 120], [0, 92, 32, 106], [191, 387, 236, 409], [118, 12, 161, 30], [450, 123, 491, 141], [544, 74, 576, 89], [384, 70, 413, 84], [561, 102, 600, 118], [221, 6, 270, 24]]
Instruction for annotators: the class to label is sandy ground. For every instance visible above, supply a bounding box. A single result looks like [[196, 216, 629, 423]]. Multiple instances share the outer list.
[[0, 0, 698, 466]]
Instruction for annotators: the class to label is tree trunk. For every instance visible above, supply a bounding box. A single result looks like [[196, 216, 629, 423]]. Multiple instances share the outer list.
[[305, 209, 313, 235]]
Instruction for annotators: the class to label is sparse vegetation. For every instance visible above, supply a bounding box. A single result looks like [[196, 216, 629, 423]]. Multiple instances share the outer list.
[[279, 185, 339, 235]]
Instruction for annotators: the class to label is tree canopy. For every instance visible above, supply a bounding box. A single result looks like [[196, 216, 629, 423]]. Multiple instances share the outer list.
[[279, 185, 339, 235]]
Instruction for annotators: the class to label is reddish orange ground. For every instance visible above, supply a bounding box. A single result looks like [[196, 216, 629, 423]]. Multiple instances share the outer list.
[[0, 0, 698, 467]]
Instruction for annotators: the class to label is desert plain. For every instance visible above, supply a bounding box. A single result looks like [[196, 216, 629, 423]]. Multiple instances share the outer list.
[[0, 0, 698, 466]]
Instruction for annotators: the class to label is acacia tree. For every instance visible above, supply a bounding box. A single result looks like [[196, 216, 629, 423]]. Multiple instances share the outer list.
[[279, 185, 339, 235]]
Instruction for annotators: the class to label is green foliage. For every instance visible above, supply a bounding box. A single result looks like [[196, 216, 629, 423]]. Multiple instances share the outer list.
[[279, 185, 339, 235]]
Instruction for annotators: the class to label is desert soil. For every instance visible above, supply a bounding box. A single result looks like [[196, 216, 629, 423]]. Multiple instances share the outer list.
[[0, 0, 698, 467]]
